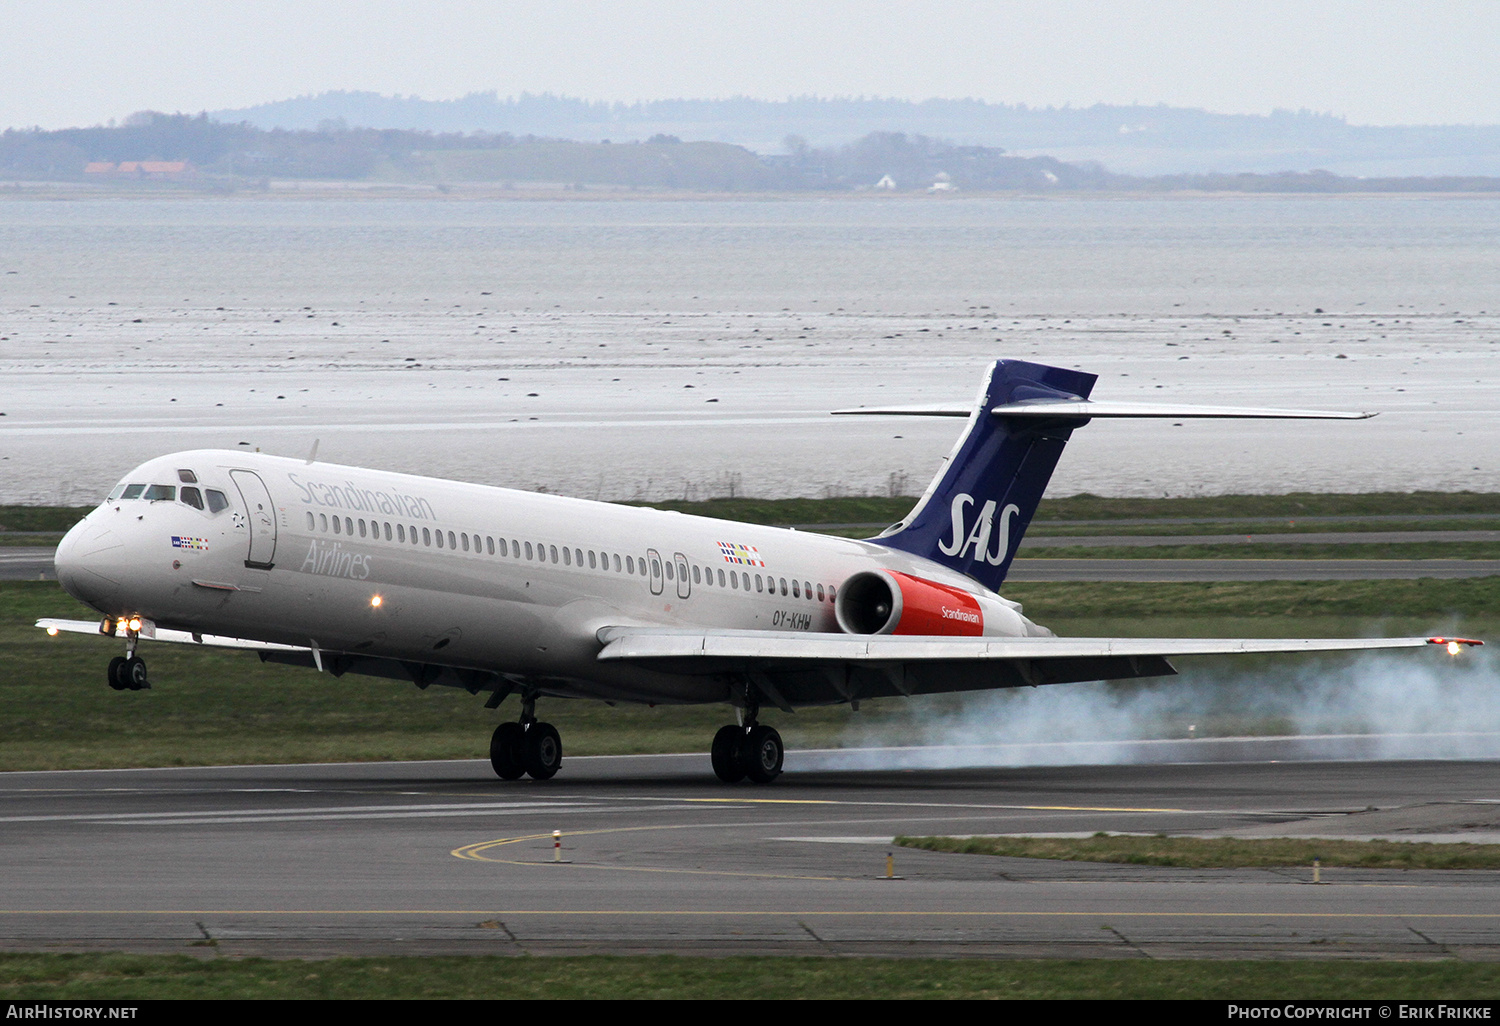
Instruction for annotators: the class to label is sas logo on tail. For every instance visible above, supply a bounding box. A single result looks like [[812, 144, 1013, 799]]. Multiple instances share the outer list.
[[937, 494, 1022, 566]]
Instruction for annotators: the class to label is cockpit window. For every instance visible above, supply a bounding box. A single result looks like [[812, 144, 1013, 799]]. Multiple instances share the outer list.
[[205, 489, 230, 514], [143, 485, 176, 502], [121, 484, 146, 500], [180, 487, 204, 510], [177, 469, 198, 484], [106, 483, 126, 502]]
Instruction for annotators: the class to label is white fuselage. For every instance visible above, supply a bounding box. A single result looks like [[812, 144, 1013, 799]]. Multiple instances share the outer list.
[[55, 450, 1044, 705]]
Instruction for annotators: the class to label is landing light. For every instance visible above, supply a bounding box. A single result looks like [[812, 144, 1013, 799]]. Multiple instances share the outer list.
[[126, 616, 143, 632], [1428, 636, 1483, 656], [370, 595, 383, 608], [46, 626, 58, 637]]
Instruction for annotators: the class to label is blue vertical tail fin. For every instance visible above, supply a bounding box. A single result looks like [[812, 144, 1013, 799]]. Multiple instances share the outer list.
[[872, 360, 1096, 591]]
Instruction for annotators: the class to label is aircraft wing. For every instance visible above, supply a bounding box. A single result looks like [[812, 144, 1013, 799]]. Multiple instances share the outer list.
[[595, 627, 1478, 708], [36, 618, 310, 653]]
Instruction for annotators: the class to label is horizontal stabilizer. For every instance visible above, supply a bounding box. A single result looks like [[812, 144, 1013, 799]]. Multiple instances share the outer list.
[[833, 401, 1373, 420]]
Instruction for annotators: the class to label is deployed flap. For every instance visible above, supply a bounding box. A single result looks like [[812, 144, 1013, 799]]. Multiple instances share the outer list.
[[593, 626, 1472, 707], [596, 625, 1449, 663], [36, 618, 309, 653]]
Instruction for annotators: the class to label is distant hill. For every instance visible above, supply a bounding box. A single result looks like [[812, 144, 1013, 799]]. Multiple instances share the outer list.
[[209, 92, 1500, 177], [5, 113, 1499, 194]]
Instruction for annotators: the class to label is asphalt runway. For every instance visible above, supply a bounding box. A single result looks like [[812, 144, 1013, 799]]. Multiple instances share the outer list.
[[0, 547, 55, 581], [4, 750, 1500, 959]]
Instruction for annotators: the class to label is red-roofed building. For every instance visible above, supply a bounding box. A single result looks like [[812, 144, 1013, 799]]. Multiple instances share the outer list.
[[83, 161, 194, 179]]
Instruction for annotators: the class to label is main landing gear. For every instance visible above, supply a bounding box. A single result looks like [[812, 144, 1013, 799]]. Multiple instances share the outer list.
[[106, 655, 150, 691], [711, 718, 785, 785], [489, 692, 562, 781]]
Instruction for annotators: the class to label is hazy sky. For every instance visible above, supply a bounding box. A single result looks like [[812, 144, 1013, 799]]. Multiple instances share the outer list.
[[4, 0, 1498, 129]]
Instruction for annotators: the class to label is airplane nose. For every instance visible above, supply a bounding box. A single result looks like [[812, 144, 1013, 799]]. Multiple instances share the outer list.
[[54, 518, 123, 610]]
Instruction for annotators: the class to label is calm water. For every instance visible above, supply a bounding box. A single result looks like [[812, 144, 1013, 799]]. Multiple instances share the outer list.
[[2, 195, 1498, 504]]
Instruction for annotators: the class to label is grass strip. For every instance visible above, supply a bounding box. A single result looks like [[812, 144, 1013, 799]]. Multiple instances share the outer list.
[[1029, 517, 1500, 536], [999, 577, 1500, 619], [3, 953, 1500, 1000], [896, 833, 1500, 870], [1017, 542, 1500, 559], [629, 491, 1500, 526]]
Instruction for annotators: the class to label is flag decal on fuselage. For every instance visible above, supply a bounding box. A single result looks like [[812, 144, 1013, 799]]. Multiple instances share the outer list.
[[718, 541, 765, 566]]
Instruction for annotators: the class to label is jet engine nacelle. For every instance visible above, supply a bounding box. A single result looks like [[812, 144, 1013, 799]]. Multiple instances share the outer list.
[[834, 569, 1021, 637]]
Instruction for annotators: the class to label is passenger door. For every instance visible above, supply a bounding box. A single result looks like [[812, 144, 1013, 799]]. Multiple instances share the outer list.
[[646, 548, 664, 596], [230, 470, 278, 569]]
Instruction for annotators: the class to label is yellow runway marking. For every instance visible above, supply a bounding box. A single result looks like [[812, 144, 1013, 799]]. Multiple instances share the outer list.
[[453, 824, 844, 879]]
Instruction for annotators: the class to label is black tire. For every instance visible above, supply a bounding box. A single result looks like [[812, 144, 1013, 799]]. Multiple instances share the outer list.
[[123, 656, 149, 691], [107, 656, 128, 691], [489, 721, 526, 780], [739, 724, 784, 784], [711, 724, 746, 783], [522, 721, 562, 780]]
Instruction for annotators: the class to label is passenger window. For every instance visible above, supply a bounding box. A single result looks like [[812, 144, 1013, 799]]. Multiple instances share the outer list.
[[320, 514, 328, 531], [462, 533, 470, 552], [804, 581, 812, 599], [792, 580, 800, 598], [344, 517, 353, 534], [411, 525, 419, 545], [549, 545, 558, 563], [525, 542, 534, 560], [613, 554, 621, 572], [692, 565, 701, 584], [717, 569, 726, 587], [359, 519, 367, 538], [588, 551, 597, 569], [333, 517, 342, 535], [828, 586, 836, 602], [182, 487, 205, 510], [780, 578, 788, 596], [755, 575, 763, 592], [436, 531, 444, 549], [143, 484, 175, 502], [563, 547, 571, 566], [121, 484, 146, 500], [817, 584, 825, 602], [305, 511, 314, 529], [626, 556, 634, 574], [384, 523, 392, 541], [423, 528, 431, 546], [177, 469, 197, 484]]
